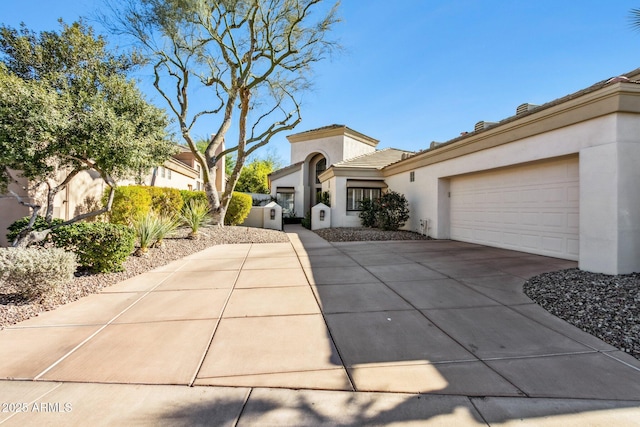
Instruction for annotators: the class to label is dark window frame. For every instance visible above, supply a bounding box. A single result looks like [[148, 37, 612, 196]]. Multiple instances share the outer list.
[[346, 187, 382, 211]]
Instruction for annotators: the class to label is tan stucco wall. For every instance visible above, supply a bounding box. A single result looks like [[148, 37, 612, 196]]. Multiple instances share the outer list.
[[0, 174, 31, 247]]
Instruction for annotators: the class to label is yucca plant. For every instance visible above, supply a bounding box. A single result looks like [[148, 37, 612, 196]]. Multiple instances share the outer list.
[[180, 199, 212, 239], [152, 213, 181, 248], [132, 212, 164, 256]]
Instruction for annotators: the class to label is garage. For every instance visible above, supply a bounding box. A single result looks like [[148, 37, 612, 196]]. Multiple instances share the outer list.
[[449, 156, 579, 260]]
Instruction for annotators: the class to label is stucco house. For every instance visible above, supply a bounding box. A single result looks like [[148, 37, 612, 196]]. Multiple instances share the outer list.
[[271, 68, 640, 276], [268, 125, 410, 218]]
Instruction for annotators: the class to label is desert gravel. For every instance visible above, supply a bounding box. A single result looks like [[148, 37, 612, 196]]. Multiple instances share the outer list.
[[524, 268, 640, 360]]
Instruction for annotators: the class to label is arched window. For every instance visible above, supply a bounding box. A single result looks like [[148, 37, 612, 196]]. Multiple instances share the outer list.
[[315, 157, 326, 184]]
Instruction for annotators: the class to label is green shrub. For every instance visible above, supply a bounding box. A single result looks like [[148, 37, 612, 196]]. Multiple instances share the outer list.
[[106, 186, 152, 225], [359, 191, 410, 231], [224, 192, 252, 226], [301, 211, 311, 229], [359, 199, 377, 228], [181, 199, 212, 239], [0, 248, 77, 301], [6, 216, 64, 245], [179, 189, 208, 207], [52, 223, 135, 273], [146, 187, 183, 216]]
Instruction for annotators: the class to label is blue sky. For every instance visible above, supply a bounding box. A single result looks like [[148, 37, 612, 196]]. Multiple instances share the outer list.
[[3, 1, 640, 163]]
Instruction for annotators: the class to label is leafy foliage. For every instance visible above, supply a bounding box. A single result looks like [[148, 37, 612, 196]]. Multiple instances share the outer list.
[[0, 20, 175, 233], [301, 211, 312, 230], [235, 159, 276, 194], [6, 216, 64, 245], [106, 186, 153, 225], [225, 192, 253, 226], [51, 223, 135, 273], [179, 189, 208, 207], [359, 199, 378, 228], [0, 248, 77, 301], [146, 186, 184, 216], [359, 191, 410, 231]]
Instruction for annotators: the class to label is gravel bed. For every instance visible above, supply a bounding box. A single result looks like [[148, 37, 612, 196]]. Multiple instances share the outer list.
[[524, 268, 640, 360], [0, 226, 288, 328], [314, 227, 430, 242]]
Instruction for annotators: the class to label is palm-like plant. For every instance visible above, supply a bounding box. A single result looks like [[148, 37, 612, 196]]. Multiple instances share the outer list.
[[180, 199, 212, 239]]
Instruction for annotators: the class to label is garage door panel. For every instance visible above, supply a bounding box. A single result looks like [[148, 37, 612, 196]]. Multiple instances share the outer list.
[[450, 157, 579, 260]]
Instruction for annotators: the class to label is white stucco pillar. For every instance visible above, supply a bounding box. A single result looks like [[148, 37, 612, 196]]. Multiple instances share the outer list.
[[580, 142, 640, 274]]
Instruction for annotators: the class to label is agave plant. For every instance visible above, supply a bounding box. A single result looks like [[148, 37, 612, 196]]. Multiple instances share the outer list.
[[180, 199, 212, 239]]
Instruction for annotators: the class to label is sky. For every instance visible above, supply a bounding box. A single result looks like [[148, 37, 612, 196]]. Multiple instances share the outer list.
[[3, 0, 640, 164]]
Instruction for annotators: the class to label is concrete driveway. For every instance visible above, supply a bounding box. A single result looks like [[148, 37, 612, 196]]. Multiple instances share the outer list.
[[1, 225, 640, 426]]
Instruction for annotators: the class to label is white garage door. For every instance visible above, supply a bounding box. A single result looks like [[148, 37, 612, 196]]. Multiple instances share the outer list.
[[450, 156, 579, 260]]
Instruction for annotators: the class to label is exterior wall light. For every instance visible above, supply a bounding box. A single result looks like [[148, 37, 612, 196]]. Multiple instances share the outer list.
[[320, 210, 325, 221], [270, 208, 276, 220]]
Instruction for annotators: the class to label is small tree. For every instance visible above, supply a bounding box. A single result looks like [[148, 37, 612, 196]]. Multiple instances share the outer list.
[[104, 0, 339, 224], [0, 21, 175, 245]]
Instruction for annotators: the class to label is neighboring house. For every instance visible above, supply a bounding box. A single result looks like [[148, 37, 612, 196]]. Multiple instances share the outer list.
[[0, 144, 225, 247], [272, 69, 640, 275]]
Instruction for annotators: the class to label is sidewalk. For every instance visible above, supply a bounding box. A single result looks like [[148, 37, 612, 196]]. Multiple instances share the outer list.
[[1, 225, 640, 425]]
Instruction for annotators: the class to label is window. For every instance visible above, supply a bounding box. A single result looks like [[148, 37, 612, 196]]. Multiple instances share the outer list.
[[167, 169, 172, 179], [276, 189, 295, 214], [315, 158, 326, 184], [159, 166, 165, 178], [347, 188, 381, 211], [410, 171, 415, 182]]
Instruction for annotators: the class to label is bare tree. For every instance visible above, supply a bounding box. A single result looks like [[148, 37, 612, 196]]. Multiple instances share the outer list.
[[103, 0, 340, 224]]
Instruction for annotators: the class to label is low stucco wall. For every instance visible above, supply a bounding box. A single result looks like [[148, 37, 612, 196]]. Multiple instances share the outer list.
[[242, 207, 264, 228]]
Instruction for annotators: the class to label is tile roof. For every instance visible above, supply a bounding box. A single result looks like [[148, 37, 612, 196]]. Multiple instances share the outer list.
[[332, 148, 413, 170]]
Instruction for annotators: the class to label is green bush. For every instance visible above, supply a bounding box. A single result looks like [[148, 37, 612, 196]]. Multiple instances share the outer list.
[[301, 211, 311, 229], [147, 186, 183, 216], [359, 199, 377, 228], [106, 186, 152, 225], [359, 191, 410, 231], [224, 192, 253, 225], [52, 223, 135, 273], [0, 248, 77, 301], [6, 216, 64, 245], [179, 189, 208, 207]]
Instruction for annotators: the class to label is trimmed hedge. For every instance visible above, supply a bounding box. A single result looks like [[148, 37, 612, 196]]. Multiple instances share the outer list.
[[225, 192, 252, 226], [107, 186, 197, 225], [0, 248, 77, 301], [106, 186, 152, 225], [52, 223, 135, 273], [146, 186, 183, 216], [179, 189, 208, 207]]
